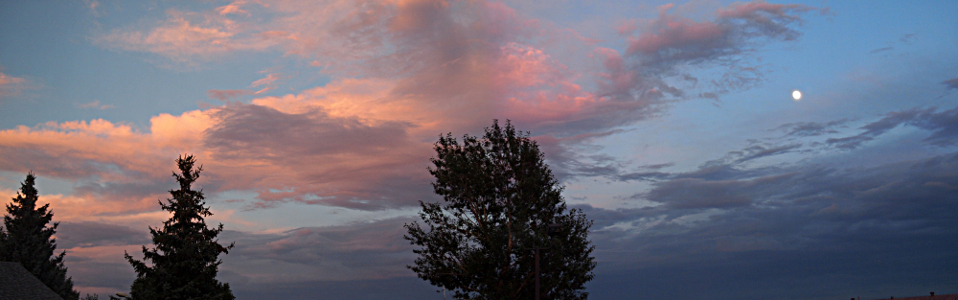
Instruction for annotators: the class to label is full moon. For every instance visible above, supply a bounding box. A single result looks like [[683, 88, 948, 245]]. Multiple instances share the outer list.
[[792, 90, 802, 100]]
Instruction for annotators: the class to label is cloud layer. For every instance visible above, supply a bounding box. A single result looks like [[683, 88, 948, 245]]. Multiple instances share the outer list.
[[12, 1, 958, 299], [0, 0, 821, 214]]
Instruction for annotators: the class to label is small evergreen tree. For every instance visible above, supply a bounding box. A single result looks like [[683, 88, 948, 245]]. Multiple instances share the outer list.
[[124, 155, 235, 300], [0, 173, 80, 300]]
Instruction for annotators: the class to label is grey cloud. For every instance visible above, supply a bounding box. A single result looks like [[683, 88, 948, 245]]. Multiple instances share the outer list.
[[914, 105, 958, 146], [219, 217, 418, 282], [648, 178, 753, 209], [731, 143, 803, 163], [676, 160, 780, 181], [827, 106, 958, 149], [614, 162, 675, 182], [596, 149, 957, 263], [775, 118, 849, 137], [72, 179, 175, 203], [943, 77, 958, 90], [899, 33, 916, 43], [825, 108, 927, 149], [0, 148, 129, 180], [645, 171, 797, 209], [535, 130, 632, 182], [204, 103, 434, 210], [870, 46, 893, 54], [67, 260, 136, 293], [604, 2, 814, 106], [58, 221, 149, 249], [206, 104, 413, 159], [616, 171, 670, 182], [639, 162, 674, 170], [206, 89, 254, 101], [580, 149, 958, 299]]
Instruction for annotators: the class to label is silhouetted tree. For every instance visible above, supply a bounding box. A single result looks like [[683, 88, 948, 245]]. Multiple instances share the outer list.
[[0, 173, 80, 300], [124, 155, 235, 300], [405, 120, 596, 300]]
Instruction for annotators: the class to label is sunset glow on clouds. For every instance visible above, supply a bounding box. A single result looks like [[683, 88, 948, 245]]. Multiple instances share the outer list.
[[1, 0, 957, 299]]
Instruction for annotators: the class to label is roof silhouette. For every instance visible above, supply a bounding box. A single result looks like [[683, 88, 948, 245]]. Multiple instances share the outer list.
[[0, 262, 64, 300]]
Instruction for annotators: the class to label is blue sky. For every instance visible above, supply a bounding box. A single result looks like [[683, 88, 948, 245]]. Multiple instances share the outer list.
[[1, 0, 957, 299]]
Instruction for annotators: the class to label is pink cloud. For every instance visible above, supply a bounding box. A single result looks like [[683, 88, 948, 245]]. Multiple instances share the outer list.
[[250, 72, 281, 94], [0, 71, 28, 99], [0, 1, 832, 292], [717, 1, 804, 22], [9, 0, 815, 213], [217, 1, 252, 16], [626, 10, 725, 55], [95, 9, 279, 65], [616, 19, 639, 36], [207, 89, 255, 101], [626, 1, 809, 57]]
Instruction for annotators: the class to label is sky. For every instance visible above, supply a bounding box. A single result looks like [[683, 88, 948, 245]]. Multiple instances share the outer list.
[[1, 0, 957, 299]]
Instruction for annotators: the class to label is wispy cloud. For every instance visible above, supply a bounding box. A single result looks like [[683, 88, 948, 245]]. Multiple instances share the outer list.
[[0, 71, 29, 100], [207, 89, 255, 101], [94, 8, 279, 66], [9, 0, 822, 213], [943, 77, 958, 90], [78, 100, 114, 110], [826, 106, 958, 149], [250, 73, 281, 94]]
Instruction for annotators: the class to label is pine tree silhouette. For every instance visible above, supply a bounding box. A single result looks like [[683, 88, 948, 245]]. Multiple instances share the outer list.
[[125, 155, 235, 300], [0, 173, 79, 300]]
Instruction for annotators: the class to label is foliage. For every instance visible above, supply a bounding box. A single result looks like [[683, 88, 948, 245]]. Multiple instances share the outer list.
[[0, 173, 79, 300], [405, 120, 596, 300], [124, 155, 235, 300]]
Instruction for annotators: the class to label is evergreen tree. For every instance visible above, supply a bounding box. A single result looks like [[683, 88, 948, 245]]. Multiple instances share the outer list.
[[124, 155, 235, 300], [405, 120, 596, 300], [0, 173, 80, 300]]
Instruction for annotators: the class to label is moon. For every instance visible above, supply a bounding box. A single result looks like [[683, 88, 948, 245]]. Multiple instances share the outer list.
[[792, 90, 802, 101]]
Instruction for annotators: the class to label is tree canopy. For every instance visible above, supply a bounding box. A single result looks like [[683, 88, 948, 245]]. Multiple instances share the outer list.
[[124, 155, 235, 300], [405, 120, 596, 300], [0, 173, 79, 300]]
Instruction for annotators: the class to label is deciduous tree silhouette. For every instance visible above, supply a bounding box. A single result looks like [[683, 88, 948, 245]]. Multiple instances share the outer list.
[[0, 172, 79, 300], [405, 120, 596, 300], [124, 155, 235, 300]]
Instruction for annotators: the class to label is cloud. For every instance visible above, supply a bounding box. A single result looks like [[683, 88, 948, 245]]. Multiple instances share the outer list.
[[0, 71, 29, 100], [203, 103, 432, 209], [77, 100, 115, 110], [870, 46, 893, 54], [943, 77, 958, 90], [207, 89, 255, 101], [775, 118, 849, 137], [535, 130, 632, 181], [219, 217, 418, 282], [827, 106, 958, 149], [5, 0, 821, 215], [628, 1, 809, 60], [645, 172, 796, 209], [217, 1, 252, 16], [601, 1, 814, 107], [57, 221, 149, 249], [250, 73, 281, 94], [731, 142, 803, 163], [95, 8, 279, 65], [583, 149, 958, 299], [0, 80, 437, 211], [93, 0, 816, 137]]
